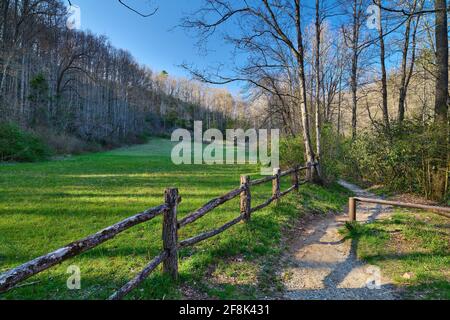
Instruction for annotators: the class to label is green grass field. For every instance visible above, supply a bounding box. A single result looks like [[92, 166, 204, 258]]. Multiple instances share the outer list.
[[0, 138, 350, 300], [342, 210, 450, 300]]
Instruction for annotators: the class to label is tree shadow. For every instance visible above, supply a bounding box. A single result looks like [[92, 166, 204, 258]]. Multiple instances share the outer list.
[[280, 197, 401, 300], [284, 226, 399, 300]]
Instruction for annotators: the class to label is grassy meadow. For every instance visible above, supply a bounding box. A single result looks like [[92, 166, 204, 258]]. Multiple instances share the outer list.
[[0, 138, 350, 300], [342, 210, 450, 300]]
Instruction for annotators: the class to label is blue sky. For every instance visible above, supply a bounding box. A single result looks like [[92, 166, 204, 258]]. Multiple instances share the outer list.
[[71, 0, 243, 94], [69, 1, 396, 95]]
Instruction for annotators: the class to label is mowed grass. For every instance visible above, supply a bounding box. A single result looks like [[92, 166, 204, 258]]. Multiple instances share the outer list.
[[342, 210, 450, 300], [0, 138, 350, 300]]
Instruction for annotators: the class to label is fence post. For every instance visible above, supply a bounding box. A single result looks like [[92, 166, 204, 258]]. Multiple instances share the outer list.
[[292, 165, 300, 192], [305, 161, 313, 182], [240, 175, 251, 222], [273, 168, 281, 201], [163, 188, 179, 280], [349, 197, 357, 222]]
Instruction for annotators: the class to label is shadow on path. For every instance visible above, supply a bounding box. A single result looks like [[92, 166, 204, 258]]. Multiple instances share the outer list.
[[282, 181, 398, 300]]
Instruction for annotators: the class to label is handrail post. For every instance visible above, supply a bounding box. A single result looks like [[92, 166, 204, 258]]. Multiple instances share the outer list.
[[349, 197, 357, 222], [292, 165, 300, 192], [240, 175, 251, 222], [163, 188, 179, 280], [273, 168, 281, 201]]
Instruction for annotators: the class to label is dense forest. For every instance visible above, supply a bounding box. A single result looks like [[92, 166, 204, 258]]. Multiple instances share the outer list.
[[181, 0, 449, 201], [0, 0, 448, 201], [0, 0, 249, 154]]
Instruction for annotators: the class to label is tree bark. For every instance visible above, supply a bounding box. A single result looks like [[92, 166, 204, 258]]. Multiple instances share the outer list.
[[434, 0, 449, 124], [240, 175, 251, 222], [398, 0, 420, 123], [163, 188, 179, 280], [350, 0, 360, 140], [295, 0, 320, 182], [337, 71, 343, 135], [377, 0, 390, 134], [430, 0, 449, 201], [315, 0, 322, 172]]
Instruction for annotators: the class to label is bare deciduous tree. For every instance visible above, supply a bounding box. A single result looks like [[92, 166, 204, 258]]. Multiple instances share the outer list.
[[182, 0, 321, 181]]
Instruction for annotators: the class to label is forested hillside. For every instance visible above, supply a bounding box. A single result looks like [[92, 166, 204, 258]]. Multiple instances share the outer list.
[[0, 0, 248, 150]]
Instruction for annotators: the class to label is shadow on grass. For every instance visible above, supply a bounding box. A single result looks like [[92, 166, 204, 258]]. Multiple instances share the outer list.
[[341, 213, 449, 300], [0, 176, 350, 300]]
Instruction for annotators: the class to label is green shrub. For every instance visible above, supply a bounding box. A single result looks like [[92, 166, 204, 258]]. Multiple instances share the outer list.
[[278, 126, 358, 185], [319, 125, 349, 184], [342, 120, 448, 200], [279, 136, 305, 168], [0, 123, 52, 162], [279, 127, 346, 184], [33, 126, 90, 155]]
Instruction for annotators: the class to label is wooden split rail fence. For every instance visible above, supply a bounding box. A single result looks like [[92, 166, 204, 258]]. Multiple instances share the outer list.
[[348, 197, 450, 221], [0, 163, 317, 300]]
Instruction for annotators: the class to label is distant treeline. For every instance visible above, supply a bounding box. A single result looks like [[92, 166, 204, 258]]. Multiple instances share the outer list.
[[0, 0, 249, 148]]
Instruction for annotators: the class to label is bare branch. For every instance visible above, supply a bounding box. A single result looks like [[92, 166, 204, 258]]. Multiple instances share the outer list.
[[118, 0, 159, 17]]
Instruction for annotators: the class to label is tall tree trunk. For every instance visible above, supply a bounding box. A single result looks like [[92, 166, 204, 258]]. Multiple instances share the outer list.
[[434, 0, 449, 124], [398, 18, 412, 122], [337, 72, 343, 135], [295, 0, 320, 182], [315, 0, 322, 170], [377, 0, 390, 134], [430, 0, 449, 201], [350, 0, 360, 140], [351, 63, 358, 139], [398, 0, 420, 123]]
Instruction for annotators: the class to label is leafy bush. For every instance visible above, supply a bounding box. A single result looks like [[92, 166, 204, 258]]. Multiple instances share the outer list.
[[342, 120, 448, 200], [279, 136, 305, 168], [32, 126, 90, 155], [279, 127, 346, 184], [319, 125, 349, 184], [0, 123, 52, 162]]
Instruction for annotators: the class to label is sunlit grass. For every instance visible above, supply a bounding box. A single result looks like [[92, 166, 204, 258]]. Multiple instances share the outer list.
[[0, 138, 349, 300], [341, 210, 450, 300]]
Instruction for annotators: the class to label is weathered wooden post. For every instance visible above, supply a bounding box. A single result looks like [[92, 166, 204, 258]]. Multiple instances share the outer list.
[[163, 188, 179, 280], [349, 197, 357, 222], [240, 175, 251, 222], [292, 165, 300, 192], [305, 161, 313, 182], [272, 168, 281, 201]]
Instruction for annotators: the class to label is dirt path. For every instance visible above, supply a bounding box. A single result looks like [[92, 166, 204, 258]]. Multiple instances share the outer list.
[[281, 180, 399, 300]]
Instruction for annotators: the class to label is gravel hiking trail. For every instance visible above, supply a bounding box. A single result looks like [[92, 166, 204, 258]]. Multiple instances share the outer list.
[[281, 181, 399, 300]]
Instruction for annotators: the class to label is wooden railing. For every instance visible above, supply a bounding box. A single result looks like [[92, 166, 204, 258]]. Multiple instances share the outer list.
[[348, 197, 450, 222], [0, 163, 317, 300]]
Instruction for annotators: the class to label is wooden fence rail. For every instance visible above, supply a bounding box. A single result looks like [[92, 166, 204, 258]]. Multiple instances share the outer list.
[[0, 163, 317, 299], [348, 197, 450, 222], [0, 204, 168, 294]]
